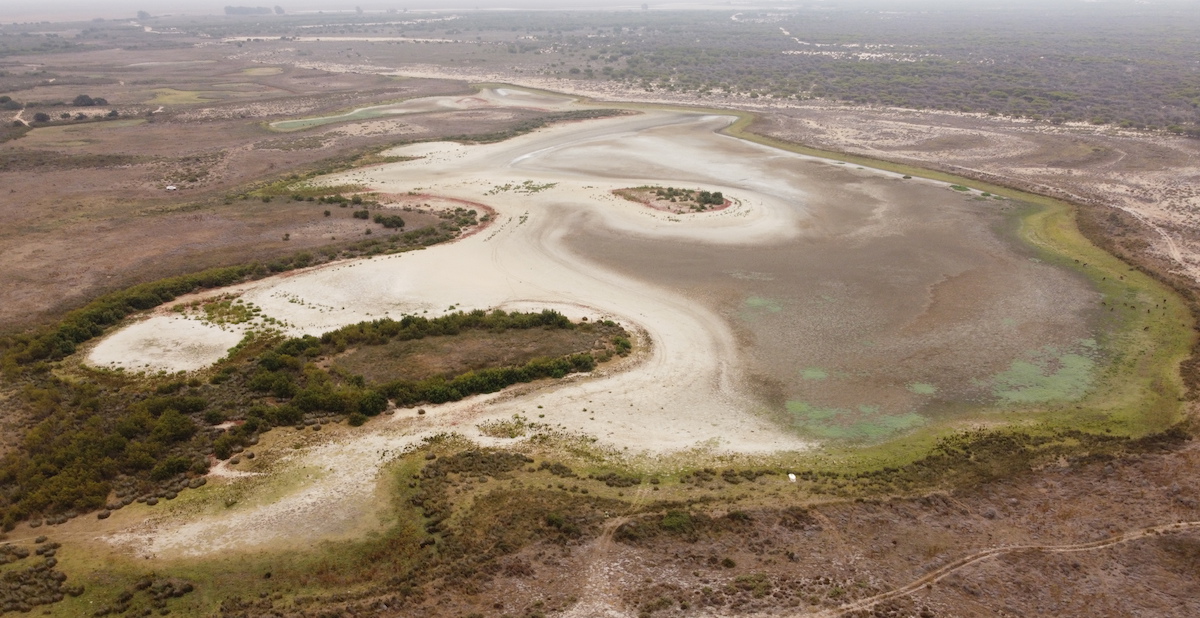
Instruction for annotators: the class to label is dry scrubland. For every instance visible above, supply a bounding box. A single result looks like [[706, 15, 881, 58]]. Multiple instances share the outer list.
[[0, 8, 1198, 618]]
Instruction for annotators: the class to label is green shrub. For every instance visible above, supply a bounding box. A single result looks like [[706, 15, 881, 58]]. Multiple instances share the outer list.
[[661, 510, 694, 534], [373, 214, 406, 228], [150, 456, 192, 481], [213, 435, 236, 460], [358, 390, 388, 416]]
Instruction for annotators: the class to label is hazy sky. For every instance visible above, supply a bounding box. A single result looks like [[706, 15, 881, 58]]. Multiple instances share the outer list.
[[2, 0, 1182, 24], [5, 0, 692, 22]]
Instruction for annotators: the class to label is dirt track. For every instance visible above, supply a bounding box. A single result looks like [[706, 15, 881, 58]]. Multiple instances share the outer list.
[[818, 520, 1200, 618]]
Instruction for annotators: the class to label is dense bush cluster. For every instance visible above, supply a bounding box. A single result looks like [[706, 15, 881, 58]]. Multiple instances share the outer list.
[[0, 303, 624, 528], [91, 576, 195, 617], [373, 213, 405, 228], [0, 541, 82, 614], [0, 384, 219, 528], [71, 94, 108, 107]]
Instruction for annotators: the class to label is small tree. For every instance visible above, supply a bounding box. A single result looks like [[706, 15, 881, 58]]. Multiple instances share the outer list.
[[274, 5, 284, 14], [137, 10, 151, 20], [73, 94, 95, 107], [32, 112, 50, 123]]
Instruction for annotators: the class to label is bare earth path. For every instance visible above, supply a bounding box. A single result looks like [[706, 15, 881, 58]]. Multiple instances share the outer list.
[[563, 484, 655, 618], [814, 520, 1200, 618]]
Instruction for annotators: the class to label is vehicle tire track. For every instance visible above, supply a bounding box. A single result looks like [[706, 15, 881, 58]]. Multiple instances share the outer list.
[[810, 520, 1200, 617], [561, 484, 654, 618]]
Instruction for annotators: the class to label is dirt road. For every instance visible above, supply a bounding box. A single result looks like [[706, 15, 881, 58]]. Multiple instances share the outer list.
[[817, 520, 1200, 618]]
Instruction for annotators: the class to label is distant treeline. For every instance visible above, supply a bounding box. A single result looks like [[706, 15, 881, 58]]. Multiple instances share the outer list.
[[224, 6, 274, 15], [401, 9, 1200, 135]]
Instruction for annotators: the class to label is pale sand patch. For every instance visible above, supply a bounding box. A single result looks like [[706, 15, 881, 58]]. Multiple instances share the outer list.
[[106, 431, 419, 559], [206, 459, 259, 479], [85, 315, 244, 373]]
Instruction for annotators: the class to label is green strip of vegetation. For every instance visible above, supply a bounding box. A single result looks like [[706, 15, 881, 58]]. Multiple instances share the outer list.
[[0, 264, 260, 370], [266, 97, 425, 132], [249, 309, 619, 429]]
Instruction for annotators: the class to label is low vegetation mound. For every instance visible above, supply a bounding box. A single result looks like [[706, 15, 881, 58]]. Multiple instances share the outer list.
[[333, 318, 628, 384], [614, 186, 729, 213]]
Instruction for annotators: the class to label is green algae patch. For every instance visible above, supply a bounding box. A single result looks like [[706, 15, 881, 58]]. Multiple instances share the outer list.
[[801, 367, 828, 380], [786, 400, 927, 442], [744, 296, 783, 313], [908, 382, 937, 395], [993, 352, 1095, 404]]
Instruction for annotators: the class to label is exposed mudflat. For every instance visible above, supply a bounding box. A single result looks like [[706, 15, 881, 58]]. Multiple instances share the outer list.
[[269, 86, 577, 131], [90, 94, 1098, 446], [88, 91, 1102, 558]]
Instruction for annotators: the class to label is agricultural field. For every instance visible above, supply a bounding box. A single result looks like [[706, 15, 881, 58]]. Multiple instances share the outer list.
[[1, 4, 1199, 618]]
